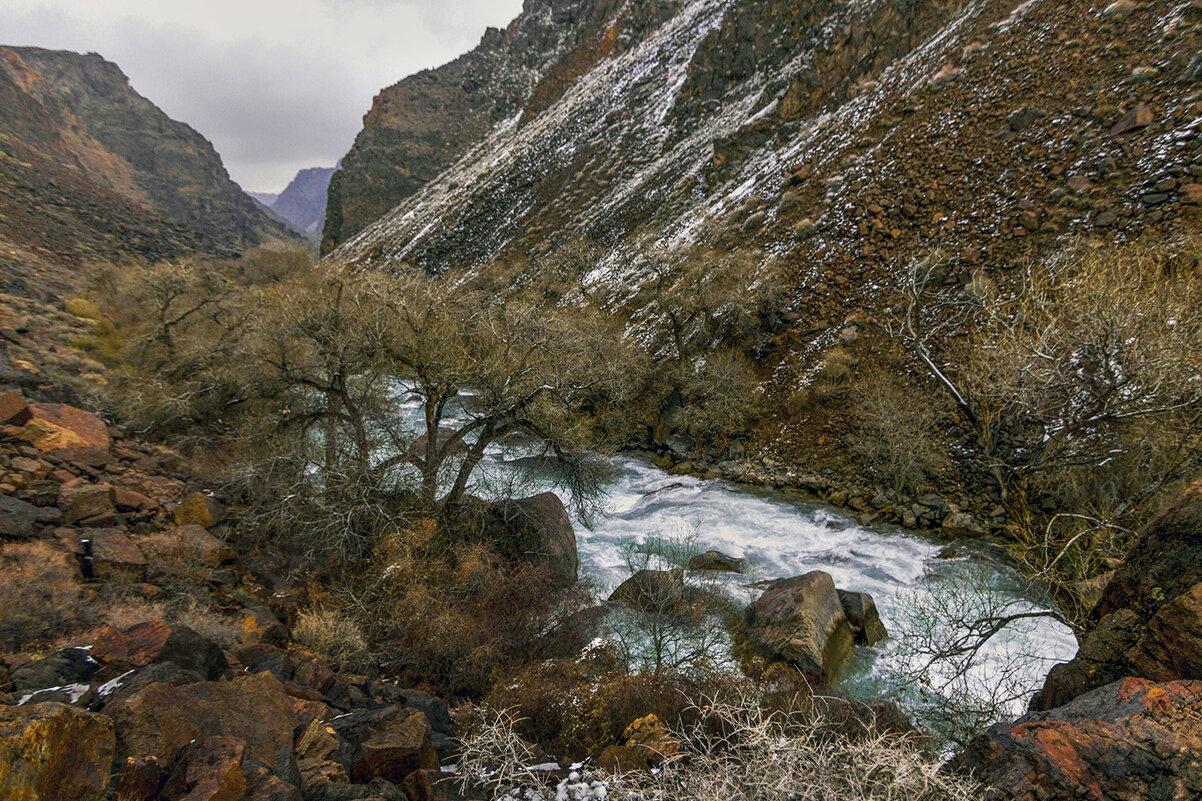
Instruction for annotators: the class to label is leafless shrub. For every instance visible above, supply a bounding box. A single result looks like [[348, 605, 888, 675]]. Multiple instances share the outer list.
[[881, 562, 1071, 751], [0, 542, 92, 651], [850, 370, 952, 495], [458, 697, 983, 801]]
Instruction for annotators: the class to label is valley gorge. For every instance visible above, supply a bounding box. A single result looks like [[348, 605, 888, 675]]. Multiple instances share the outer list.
[[1, 1, 1202, 800]]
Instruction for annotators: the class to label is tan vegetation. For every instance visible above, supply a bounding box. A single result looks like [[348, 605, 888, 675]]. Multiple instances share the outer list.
[[459, 698, 982, 800], [292, 608, 371, 670]]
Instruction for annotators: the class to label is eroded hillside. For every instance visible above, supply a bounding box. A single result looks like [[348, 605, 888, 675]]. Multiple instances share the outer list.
[[0, 46, 299, 293]]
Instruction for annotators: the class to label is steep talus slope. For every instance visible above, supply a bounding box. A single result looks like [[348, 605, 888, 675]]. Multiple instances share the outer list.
[[0, 46, 299, 290], [331, 0, 1200, 335], [321, 0, 681, 252], [268, 166, 335, 241]]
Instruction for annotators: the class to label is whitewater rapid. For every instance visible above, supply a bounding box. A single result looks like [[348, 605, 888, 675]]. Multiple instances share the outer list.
[[399, 393, 1079, 710]]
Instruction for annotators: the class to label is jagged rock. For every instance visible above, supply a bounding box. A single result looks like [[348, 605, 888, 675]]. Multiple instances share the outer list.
[[0, 390, 31, 425], [66, 527, 146, 571], [232, 605, 287, 647], [941, 511, 986, 538], [106, 671, 297, 766], [329, 706, 437, 785], [296, 719, 341, 761], [57, 480, 115, 525], [837, 589, 887, 646], [486, 492, 579, 586], [688, 549, 748, 573], [303, 778, 405, 801], [142, 524, 236, 568], [244, 761, 302, 801], [950, 678, 1202, 800], [11, 647, 98, 696], [162, 736, 246, 801], [0, 702, 115, 801], [173, 491, 226, 529], [90, 620, 171, 667], [1111, 103, 1154, 136], [17, 403, 110, 464], [0, 494, 40, 539], [89, 622, 228, 682], [112, 755, 166, 801], [739, 571, 854, 683], [1132, 582, 1202, 681], [351, 707, 437, 784]]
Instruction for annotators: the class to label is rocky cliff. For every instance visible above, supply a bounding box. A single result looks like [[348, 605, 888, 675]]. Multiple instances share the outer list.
[[0, 46, 299, 287], [321, 0, 681, 252], [327, 0, 1200, 388]]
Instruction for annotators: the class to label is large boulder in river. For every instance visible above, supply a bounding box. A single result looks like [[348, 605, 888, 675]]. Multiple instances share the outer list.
[[949, 678, 1202, 800], [486, 492, 578, 586], [738, 571, 854, 684], [609, 569, 686, 612], [0, 702, 115, 801], [688, 549, 748, 573], [1032, 480, 1202, 711]]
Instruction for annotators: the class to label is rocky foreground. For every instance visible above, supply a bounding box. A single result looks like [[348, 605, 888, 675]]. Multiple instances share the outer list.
[[0, 381, 1200, 800]]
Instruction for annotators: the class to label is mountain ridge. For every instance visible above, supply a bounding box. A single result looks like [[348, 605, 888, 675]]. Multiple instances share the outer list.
[[0, 44, 300, 292]]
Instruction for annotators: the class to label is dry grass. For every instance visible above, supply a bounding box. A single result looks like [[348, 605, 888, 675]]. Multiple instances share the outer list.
[[293, 607, 372, 671], [459, 698, 983, 801], [0, 542, 92, 652]]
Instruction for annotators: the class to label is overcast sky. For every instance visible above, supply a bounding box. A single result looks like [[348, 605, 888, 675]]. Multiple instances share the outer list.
[[3, 0, 525, 192]]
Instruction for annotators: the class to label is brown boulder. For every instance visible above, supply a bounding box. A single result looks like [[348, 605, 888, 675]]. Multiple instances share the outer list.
[[19, 403, 111, 464], [113, 487, 160, 513], [486, 492, 578, 586], [143, 524, 236, 568], [163, 736, 247, 801], [58, 480, 116, 525], [0, 702, 116, 801], [92, 619, 171, 666], [837, 589, 887, 646], [0, 390, 32, 425], [739, 571, 854, 683], [1110, 102, 1154, 136], [608, 568, 685, 612], [65, 527, 146, 571], [106, 672, 297, 766], [174, 492, 227, 529], [950, 678, 1202, 800], [687, 549, 748, 572], [349, 707, 437, 784]]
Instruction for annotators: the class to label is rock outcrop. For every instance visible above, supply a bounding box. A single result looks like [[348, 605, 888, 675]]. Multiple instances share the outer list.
[[1031, 481, 1202, 711], [322, 0, 680, 253], [950, 678, 1202, 801]]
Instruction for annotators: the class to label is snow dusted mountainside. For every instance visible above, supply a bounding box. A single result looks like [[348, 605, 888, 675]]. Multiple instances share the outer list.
[[330, 0, 1199, 274], [330, 0, 1200, 395]]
